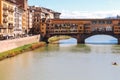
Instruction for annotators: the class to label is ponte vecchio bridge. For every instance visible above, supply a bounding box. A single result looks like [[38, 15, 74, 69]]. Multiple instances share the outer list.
[[40, 19, 120, 44]]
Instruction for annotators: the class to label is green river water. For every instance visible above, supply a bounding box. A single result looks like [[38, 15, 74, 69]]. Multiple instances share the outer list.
[[0, 40, 120, 80]]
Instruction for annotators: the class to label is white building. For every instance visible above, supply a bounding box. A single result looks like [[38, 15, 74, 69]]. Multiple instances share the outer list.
[[41, 7, 61, 19], [14, 5, 24, 36], [28, 8, 33, 32]]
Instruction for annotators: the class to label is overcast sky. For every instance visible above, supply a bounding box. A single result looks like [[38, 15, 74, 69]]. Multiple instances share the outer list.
[[28, 0, 120, 18]]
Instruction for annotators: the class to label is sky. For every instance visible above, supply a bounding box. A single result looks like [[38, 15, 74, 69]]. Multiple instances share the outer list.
[[28, 0, 120, 18]]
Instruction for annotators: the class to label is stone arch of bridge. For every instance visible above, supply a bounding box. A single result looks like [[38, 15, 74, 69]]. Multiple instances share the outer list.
[[81, 33, 120, 44], [84, 34, 118, 40], [42, 34, 78, 43], [41, 33, 120, 44]]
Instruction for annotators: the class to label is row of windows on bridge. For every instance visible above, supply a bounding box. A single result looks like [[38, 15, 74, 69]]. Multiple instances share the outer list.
[[47, 21, 113, 27], [46, 27, 79, 29], [46, 29, 120, 33], [46, 24, 89, 29], [46, 28, 112, 32], [47, 24, 79, 29], [114, 27, 120, 29], [46, 26, 113, 33], [47, 22, 113, 29], [44, 29, 120, 34], [45, 25, 120, 32], [46, 29, 120, 34], [91, 20, 112, 24], [114, 30, 120, 32], [46, 30, 90, 33], [91, 27, 113, 31], [43, 30, 120, 35], [46, 24, 78, 29], [50, 24, 78, 27], [46, 26, 112, 30]]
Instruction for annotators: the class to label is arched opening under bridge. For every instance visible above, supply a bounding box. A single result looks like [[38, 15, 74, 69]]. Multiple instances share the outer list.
[[48, 35, 77, 44], [85, 35, 117, 44]]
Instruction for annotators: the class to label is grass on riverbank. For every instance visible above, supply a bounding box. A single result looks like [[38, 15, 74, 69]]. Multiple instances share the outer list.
[[48, 35, 71, 43], [0, 42, 46, 61]]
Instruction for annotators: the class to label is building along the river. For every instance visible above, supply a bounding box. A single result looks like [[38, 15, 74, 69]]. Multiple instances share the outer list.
[[0, 0, 15, 37], [0, 0, 29, 38], [14, 4, 24, 36], [28, 6, 61, 34], [15, 0, 29, 34]]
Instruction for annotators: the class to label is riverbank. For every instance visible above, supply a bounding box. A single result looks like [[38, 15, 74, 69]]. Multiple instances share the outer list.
[[0, 42, 46, 61], [48, 36, 71, 43], [0, 35, 40, 53]]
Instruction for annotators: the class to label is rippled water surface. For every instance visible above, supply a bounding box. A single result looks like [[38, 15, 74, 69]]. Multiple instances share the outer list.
[[0, 39, 120, 80]]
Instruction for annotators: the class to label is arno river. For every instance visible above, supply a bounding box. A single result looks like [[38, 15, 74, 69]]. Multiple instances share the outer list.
[[0, 38, 120, 80]]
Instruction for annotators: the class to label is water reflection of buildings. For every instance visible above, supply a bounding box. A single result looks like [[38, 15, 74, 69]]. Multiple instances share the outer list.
[[71, 44, 91, 53], [58, 38, 91, 53], [87, 44, 113, 54], [112, 45, 120, 54], [46, 44, 60, 52]]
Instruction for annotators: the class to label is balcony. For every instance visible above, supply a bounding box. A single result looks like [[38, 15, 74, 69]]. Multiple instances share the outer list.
[[3, 25, 7, 28], [8, 23, 13, 29], [0, 25, 3, 28], [3, 6, 8, 10], [3, 18, 8, 23], [10, 8, 14, 12], [3, 12, 8, 17], [8, 8, 14, 12]]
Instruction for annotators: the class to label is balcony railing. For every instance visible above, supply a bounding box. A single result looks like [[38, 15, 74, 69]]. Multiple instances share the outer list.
[[3, 6, 8, 10], [3, 12, 8, 17], [3, 25, 7, 28], [8, 25, 13, 29], [8, 8, 14, 12], [8, 23, 13, 28], [10, 8, 14, 12], [3, 18, 8, 23], [0, 25, 3, 28]]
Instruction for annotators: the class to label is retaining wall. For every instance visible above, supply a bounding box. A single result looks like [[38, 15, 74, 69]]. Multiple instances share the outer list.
[[0, 35, 40, 53]]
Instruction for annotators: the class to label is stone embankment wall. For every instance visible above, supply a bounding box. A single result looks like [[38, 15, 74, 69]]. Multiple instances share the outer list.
[[0, 35, 40, 53]]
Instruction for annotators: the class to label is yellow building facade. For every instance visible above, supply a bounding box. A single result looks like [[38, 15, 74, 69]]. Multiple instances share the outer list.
[[22, 10, 28, 34], [0, 0, 2, 25], [0, 0, 15, 36]]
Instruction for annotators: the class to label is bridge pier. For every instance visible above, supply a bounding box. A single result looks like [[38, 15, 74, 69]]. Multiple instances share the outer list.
[[77, 34, 85, 44], [40, 35, 49, 43], [118, 38, 120, 44], [77, 39, 85, 44]]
